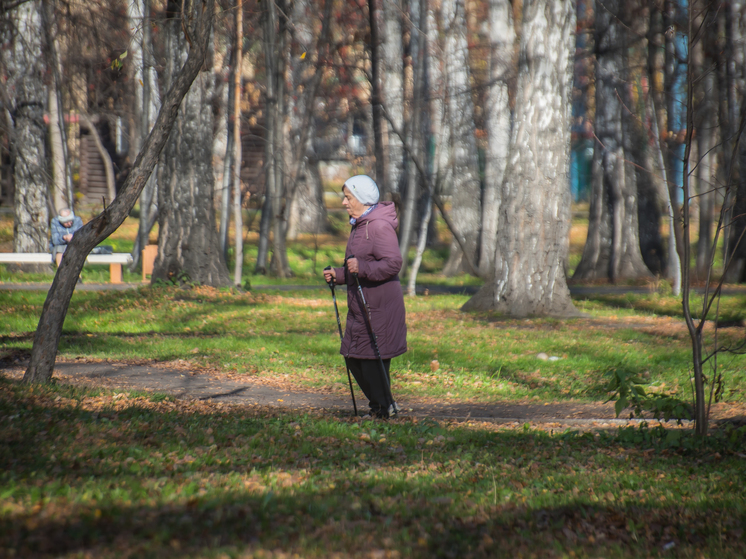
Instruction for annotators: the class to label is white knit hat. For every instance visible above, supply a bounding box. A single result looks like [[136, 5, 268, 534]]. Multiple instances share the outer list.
[[58, 210, 75, 223], [344, 175, 380, 205]]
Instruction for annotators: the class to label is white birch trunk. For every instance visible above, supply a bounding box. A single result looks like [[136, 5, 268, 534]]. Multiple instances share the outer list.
[[48, 88, 67, 213], [5, 1, 50, 260], [130, 0, 162, 269], [398, 0, 426, 271], [383, 0, 405, 197], [463, 0, 578, 317], [479, 0, 515, 277], [127, 0, 146, 154]]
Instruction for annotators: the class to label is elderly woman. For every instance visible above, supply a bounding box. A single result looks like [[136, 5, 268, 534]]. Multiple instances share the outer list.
[[323, 175, 407, 418]]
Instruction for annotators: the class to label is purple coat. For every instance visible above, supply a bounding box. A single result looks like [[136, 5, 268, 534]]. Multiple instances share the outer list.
[[333, 202, 408, 360]]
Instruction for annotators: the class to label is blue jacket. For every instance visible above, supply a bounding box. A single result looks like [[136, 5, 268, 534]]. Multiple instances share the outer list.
[[50, 216, 83, 248]]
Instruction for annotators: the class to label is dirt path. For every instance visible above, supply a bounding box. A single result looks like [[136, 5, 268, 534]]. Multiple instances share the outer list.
[[4, 359, 744, 428]]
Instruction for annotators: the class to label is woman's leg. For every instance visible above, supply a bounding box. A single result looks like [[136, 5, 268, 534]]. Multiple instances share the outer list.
[[348, 358, 394, 416], [360, 358, 391, 416]]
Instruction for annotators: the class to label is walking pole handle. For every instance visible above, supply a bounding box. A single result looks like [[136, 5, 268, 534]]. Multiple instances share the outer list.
[[323, 265, 334, 288]]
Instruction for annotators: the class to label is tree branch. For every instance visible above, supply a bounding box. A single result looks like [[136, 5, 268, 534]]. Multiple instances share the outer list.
[[380, 105, 480, 278]]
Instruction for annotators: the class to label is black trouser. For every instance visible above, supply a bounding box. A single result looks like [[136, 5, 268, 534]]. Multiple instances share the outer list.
[[346, 357, 392, 414]]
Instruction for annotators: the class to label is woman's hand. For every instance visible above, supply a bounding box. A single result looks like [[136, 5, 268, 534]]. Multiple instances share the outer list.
[[346, 257, 359, 275], [323, 267, 336, 283]]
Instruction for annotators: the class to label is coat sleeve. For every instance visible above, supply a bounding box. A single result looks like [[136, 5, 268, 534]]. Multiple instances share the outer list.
[[333, 266, 346, 285], [358, 221, 402, 281]]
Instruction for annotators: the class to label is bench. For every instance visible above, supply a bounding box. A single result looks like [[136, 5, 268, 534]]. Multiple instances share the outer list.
[[0, 252, 133, 284]]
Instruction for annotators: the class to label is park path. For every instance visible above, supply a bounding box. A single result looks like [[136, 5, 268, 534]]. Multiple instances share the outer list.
[[0, 360, 716, 429]]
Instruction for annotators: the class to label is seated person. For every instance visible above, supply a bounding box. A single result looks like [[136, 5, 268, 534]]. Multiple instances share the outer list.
[[50, 208, 83, 266]]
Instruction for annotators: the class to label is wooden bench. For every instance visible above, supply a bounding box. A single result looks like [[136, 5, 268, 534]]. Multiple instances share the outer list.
[[0, 252, 133, 284]]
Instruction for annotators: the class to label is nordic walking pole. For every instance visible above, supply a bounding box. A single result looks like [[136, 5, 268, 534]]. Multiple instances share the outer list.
[[324, 266, 358, 416], [348, 258, 396, 414]]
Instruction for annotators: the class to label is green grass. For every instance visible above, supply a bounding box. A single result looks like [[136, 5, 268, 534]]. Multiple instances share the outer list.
[[2, 286, 745, 407], [1, 378, 745, 558]]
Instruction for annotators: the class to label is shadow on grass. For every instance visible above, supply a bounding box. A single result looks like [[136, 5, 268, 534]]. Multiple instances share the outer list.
[[1, 379, 744, 557], [3, 490, 743, 558]]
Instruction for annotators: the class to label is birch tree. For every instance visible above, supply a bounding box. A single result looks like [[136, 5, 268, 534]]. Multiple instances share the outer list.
[[129, 0, 162, 270], [3, 0, 50, 268], [463, 0, 577, 317], [382, 0, 405, 200], [397, 0, 428, 273], [479, 0, 515, 277]]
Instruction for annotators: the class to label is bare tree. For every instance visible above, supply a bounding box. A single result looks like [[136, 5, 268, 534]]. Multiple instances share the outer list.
[[463, 0, 578, 317], [24, 0, 217, 383]]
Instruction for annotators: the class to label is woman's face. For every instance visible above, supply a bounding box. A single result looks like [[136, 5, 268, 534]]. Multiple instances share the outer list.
[[342, 186, 366, 219]]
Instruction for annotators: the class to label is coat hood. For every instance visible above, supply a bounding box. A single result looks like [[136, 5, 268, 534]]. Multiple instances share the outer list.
[[355, 201, 398, 230]]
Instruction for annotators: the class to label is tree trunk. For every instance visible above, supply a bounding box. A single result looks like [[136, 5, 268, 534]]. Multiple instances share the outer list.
[[398, 0, 428, 275], [573, 0, 652, 282], [382, 0, 405, 200], [631, 4, 665, 278], [131, 0, 161, 271], [232, 0, 244, 286], [463, 0, 578, 317], [287, 153, 328, 239], [42, 0, 74, 212], [441, 0, 482, 277], [256, 0, 277, 274], [368, 0, 386, 190], [268, 0, 291, 277], [152, 3, 230, 287], [219, 69, 235, 263], [407, 191, 433, 296], [479, 0, 515, 277], [664, 0, 688, 284], [724, 1, 746, 282], [693, 3, 718, 279], [5, 0, 50, 269], [24, 0, 217, 383], [647, 1, 681, 293]]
